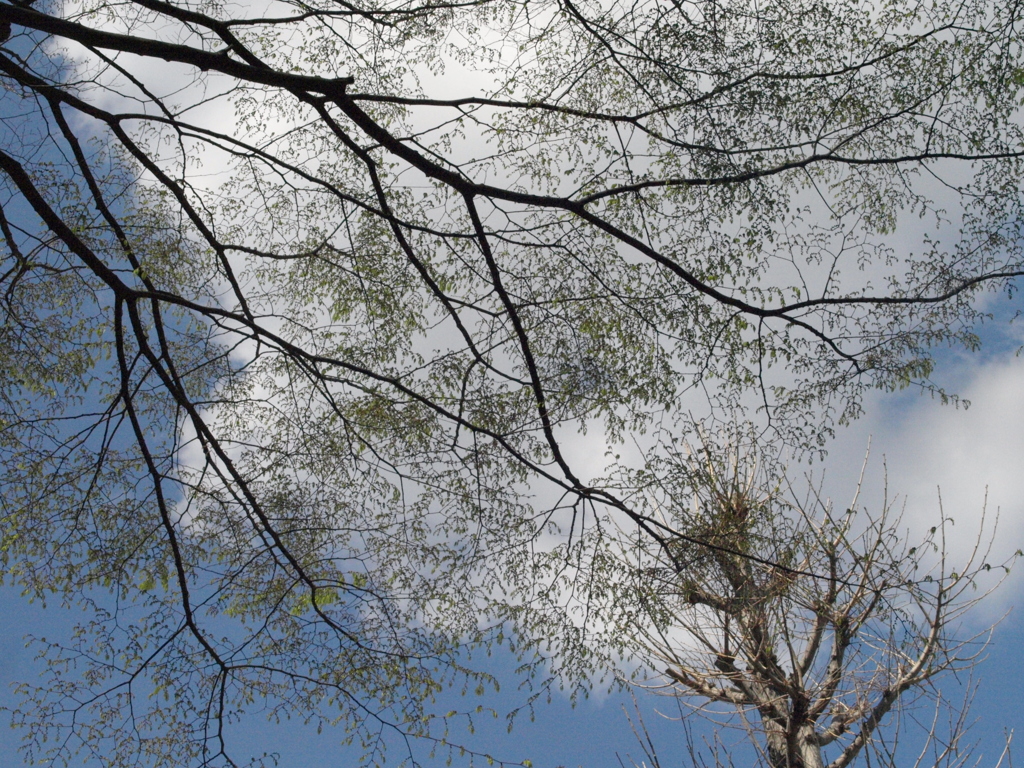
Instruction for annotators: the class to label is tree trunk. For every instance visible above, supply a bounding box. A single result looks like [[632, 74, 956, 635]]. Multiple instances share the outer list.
[[761, 718, 824, 768]]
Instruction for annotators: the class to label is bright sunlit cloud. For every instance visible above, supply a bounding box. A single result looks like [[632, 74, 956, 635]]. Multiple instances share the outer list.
[[828, 349, 1024, 616]]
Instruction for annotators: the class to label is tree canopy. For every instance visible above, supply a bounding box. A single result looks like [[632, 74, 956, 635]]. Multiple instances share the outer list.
[[1, 0, 1023, 763]]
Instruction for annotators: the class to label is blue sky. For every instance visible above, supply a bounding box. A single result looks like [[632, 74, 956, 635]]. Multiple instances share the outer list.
[[3, 591, 1019, 768], [3, 340, 1023, 767], [2, 9, 1023, 767], [1, 210, 1022, 766]]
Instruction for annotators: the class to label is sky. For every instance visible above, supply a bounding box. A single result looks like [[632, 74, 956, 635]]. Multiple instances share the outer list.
[[2, 329, 1023, 768], [3, 5, 1024, 768]]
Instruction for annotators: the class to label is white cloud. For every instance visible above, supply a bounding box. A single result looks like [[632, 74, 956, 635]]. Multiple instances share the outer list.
[[827, 352, 1024, 617]]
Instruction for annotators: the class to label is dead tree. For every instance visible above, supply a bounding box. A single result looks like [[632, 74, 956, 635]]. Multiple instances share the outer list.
[[622, 432, 1016, 768]]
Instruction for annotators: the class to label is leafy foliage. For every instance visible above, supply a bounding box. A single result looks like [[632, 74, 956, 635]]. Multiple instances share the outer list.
[[0, 0, 1023, 763]]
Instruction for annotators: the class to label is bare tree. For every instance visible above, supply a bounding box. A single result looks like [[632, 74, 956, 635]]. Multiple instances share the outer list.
[[617, 430, 1016, 768]]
